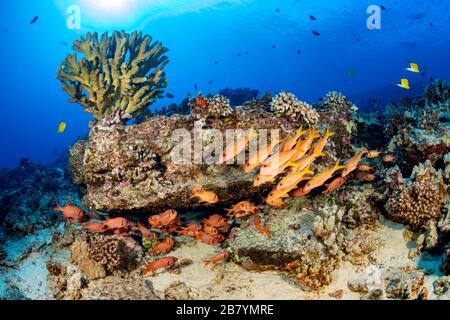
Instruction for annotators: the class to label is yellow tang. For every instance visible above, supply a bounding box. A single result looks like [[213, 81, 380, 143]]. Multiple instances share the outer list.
[[57, 122, 67, 134]]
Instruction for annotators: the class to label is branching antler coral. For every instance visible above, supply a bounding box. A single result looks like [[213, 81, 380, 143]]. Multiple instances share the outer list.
[[57, 31, 169, 122]]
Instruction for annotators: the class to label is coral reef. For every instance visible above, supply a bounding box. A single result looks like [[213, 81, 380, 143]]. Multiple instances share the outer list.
[[270, 91, 319, 128], [69, 109, 285, 212], [384, 81, 450, 173], [191, 94, 233, 119], [0, 158, 79, 234], [383, 267, 425, 299], [218, 88, 259, 106], [386, 161, 446, 230], [316, 91, 358, 158], [57, 31, 169, 123]]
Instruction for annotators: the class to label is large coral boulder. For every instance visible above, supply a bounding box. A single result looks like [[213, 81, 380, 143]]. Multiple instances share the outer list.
[[70, 110, 283, 212]]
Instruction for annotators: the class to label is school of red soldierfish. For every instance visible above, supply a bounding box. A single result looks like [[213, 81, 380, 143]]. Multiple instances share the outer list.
[[55, 128, 395, 274]]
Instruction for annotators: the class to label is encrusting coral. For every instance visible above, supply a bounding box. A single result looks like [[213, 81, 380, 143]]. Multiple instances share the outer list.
[[270, 91, 319, 128], [57, 31, 169, 123], [316, 91, 358, 158], [386, 160, 446, 230], [190, 94, 233, 119]]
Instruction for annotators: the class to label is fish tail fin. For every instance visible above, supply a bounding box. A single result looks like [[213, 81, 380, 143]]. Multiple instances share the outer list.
[[286, 161, 300, 168], [53, 202, 62, 212], [326, 128, 336, 138], [202, 260, 211, 266], [334, 160, 346, 171]]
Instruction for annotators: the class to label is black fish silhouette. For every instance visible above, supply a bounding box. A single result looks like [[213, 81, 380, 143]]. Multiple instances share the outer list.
[[309, 15, 317, 21], [166, 93, 175, 98], [312, 30, 321, 36], [297, 49, 301, 55], [380, 5, 386, 11], [30, 16, 39, 24]]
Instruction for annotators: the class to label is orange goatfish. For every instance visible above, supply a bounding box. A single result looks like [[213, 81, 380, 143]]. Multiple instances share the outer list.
[[311, 128, 335, 156], [322, 176, 347, 195], [290, 129, 321, 161], [281, 129, 306, 152], [341, 150, 368, 177], [218, 130, 257, 164], [275, 165, 314, 191], [287, 152, 324, 174], [303, 160, 346, 194], [244, 137, 282, 172], [191, 187, 219, 204], [253, 173, 277, 187], [260, 148, 300, 174], [143, 257, 178, 275], [265, 191, 288, 208], [202, 251, 230, 266]]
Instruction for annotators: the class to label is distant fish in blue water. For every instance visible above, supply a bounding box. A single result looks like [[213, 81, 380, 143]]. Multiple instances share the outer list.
[[312, 30, 321, 36], [272, 45, 276, 49], [411, 13, 426, 21], [187, 92, 192, 97], [166, 93, 175, 98], [194, 84, 198, 90], [209, 80, 214, 85], [401, 41, 418, 49], [59, 41, 68, 46], [356, 38, 360, 43], [380, 5, 386, 11], [237, 53, 241, 57], [429, 22, 435, 27], [214, 60, 219, 64], [244, 51, 249, 55], [348, 69, 356, 76], [275, 8, 280, 13], [297, 49, 301, 55], [309, 15, 317, 21], [30, 16, 39, 24]]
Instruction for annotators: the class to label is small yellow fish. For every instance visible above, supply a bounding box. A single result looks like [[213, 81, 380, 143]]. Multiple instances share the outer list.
[[57, 122, 67, 134], [405, 63, 420, 73], [397, 78, 410, 90]]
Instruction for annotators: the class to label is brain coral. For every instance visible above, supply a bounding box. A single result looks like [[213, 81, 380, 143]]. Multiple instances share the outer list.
[[270, 91, 319, 127], [386, 160, 446, 230], [57, 31, 169, 123]]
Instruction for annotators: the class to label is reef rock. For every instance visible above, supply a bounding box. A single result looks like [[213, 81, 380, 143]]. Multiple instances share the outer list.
[[386, 160, 447, 230], [70, 233, 140, 280], [383, 267, 425, 300], [69, 110, 285, 212], [0, 158, 79, 234], [228, 200, 362, 290]]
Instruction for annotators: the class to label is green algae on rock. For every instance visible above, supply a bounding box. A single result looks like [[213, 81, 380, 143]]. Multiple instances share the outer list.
[[57, 31, 169, 123]]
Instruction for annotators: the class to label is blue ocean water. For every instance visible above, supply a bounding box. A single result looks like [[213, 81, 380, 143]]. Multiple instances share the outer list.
[[0, 0, 449, 168]]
